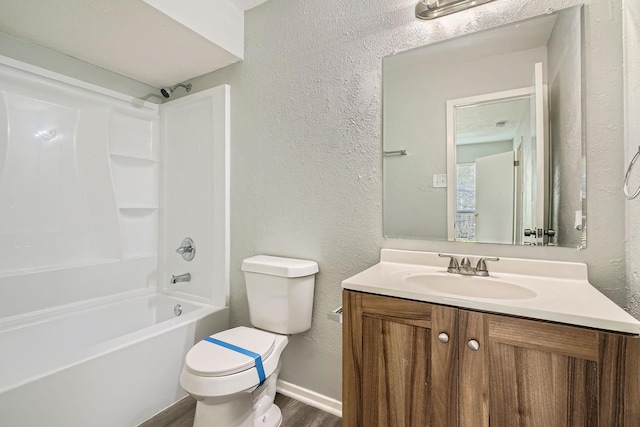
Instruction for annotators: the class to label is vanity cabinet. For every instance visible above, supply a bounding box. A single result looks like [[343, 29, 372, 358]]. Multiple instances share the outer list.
[[343, 289, 459, 426], [342, 290, 640, 427]]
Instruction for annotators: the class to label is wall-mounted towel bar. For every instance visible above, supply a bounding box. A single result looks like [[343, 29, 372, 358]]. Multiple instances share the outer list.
[[383, 149, 407, 156], [624, 146, 640, 200]]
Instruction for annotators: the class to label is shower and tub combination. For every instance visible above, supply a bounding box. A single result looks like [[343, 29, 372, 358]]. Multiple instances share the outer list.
[[0, 56, 230, 426]]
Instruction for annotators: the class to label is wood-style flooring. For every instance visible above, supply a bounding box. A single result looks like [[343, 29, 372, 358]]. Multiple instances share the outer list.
[[139, 393, 342, 427]]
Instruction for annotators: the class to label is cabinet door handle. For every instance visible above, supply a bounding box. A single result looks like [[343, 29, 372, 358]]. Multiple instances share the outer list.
[[467, 339, 480, 351], [438, 332, 449, 343]]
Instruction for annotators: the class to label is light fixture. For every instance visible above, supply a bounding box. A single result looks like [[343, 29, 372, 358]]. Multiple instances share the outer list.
[[416, 0, 497, 20]]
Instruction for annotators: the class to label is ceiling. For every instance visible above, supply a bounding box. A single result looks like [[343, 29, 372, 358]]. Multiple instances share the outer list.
[[0, 0, 271, 88], [230, 0, 270, 10], [456, 98, 530, 145]]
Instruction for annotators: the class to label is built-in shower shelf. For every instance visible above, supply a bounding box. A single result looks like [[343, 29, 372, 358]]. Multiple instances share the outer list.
[[110, 155, 159, 208], [118, 207, 158, 259], [109, 153, 158, 164]]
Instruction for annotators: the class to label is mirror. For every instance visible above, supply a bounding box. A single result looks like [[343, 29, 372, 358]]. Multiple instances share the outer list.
[[383, 5, 585, 248]]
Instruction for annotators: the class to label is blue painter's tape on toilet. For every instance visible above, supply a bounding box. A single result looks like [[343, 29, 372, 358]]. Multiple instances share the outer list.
[[203, 336, 266, 385]]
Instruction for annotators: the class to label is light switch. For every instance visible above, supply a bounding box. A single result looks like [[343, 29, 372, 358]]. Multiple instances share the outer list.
[[433, 174, 447, 188]]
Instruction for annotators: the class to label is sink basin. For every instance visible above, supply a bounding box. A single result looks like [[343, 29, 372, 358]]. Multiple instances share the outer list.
[[402, 273, 537, 300], [342, 250, 640, 335]]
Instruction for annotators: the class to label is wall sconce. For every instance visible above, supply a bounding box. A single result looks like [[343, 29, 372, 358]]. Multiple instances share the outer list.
[[416, 0, 496, 20]]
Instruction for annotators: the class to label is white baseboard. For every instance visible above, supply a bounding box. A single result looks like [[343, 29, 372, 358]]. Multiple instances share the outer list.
[[276, 380, 342, 418]]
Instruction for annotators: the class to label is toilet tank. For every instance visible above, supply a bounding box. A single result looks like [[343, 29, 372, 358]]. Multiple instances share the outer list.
[[241, 255, 318, 334]]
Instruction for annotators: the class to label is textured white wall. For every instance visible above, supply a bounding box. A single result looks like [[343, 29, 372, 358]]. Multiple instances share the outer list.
[[624, 0, 640, 318], [183, 0, 628, 400]]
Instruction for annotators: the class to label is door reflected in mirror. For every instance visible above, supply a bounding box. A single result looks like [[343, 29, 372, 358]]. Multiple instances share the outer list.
[[447, 65, 546, 245], [383, 5, 585, 248]]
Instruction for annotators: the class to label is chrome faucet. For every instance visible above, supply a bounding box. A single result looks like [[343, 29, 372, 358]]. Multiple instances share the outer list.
[[439, 253, 460, 273], [459, 257, 475, 275], [171, 273, 191, 284], [438, 254, 499, 277], [175, 237, 196, 261], [474, 257, 499, 276]]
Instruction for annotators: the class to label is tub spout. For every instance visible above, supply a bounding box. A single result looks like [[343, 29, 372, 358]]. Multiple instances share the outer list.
[[171, 273, 191, 284]]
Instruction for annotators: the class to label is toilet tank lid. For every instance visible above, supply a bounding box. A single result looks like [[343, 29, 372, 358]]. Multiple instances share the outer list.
[[241, 255, 319, 277]]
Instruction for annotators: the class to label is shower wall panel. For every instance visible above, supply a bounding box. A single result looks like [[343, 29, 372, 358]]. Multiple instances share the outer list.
[[0, 57, 159, 318], [159, 85, 229, 307]]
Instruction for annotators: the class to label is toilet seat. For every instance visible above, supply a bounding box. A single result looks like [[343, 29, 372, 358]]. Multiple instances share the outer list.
[[185, 326, 276, 377], [180, 332, 288, 399]]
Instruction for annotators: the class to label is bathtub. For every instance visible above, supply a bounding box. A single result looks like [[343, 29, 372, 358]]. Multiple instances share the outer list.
[[0, 290, 229, 427]]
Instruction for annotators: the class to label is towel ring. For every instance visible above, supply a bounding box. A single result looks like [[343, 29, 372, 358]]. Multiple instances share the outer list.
[[624, 146, 640, 200]]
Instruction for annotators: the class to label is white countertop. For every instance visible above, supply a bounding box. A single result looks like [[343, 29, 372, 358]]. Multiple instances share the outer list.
[[342, 249, 640, 335]]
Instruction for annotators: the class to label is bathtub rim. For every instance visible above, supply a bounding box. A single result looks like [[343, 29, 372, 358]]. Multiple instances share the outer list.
[[0, 287, 219, 333], [0, 289, 228, 394]]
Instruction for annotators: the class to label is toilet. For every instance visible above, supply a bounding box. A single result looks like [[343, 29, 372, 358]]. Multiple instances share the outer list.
[[180, 255, 319, 427]]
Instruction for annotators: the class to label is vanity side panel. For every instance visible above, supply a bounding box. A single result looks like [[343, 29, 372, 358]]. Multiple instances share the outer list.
[[598, 334, 640, 426], [343, 290, 363, 427]]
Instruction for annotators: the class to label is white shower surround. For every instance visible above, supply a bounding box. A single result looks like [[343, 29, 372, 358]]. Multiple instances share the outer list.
[[0, 55, 162, 315], [0, 56, 231, 424]]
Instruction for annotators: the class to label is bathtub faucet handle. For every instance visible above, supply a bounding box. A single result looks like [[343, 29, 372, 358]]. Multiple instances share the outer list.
[[175, 237, 196, 261], [171, 273, 191, 284]]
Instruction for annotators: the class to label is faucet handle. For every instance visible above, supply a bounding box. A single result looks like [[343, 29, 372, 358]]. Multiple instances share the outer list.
[[175, 237, 196, 261], [475, 257, 499, 276], [438, 254, 460, 274], [460, 257, 472, 269], [175, 246, 192, 254]]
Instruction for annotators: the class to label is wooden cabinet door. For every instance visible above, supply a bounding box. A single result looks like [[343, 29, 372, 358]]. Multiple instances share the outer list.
[[343, 290, 458, 427], [460, 310, 640, 427], [597, 332, 640, 426]]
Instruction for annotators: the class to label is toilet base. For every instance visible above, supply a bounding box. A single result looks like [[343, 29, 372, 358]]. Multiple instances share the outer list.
[[192, 396, 282, 427], [191, 365, 282, 427], [193, 392, 254, 427], [253, 404, 282, 427]]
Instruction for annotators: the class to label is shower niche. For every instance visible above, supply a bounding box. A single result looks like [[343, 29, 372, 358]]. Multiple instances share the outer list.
[[108, 110, 160, 260]]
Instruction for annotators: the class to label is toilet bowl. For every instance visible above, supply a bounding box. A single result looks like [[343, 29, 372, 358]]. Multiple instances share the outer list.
[[180, 255, 318, 427], [180, 327, 288, 427]]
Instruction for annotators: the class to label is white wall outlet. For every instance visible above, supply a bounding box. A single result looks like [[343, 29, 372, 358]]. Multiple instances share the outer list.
[[433, 174, 447, 188]]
